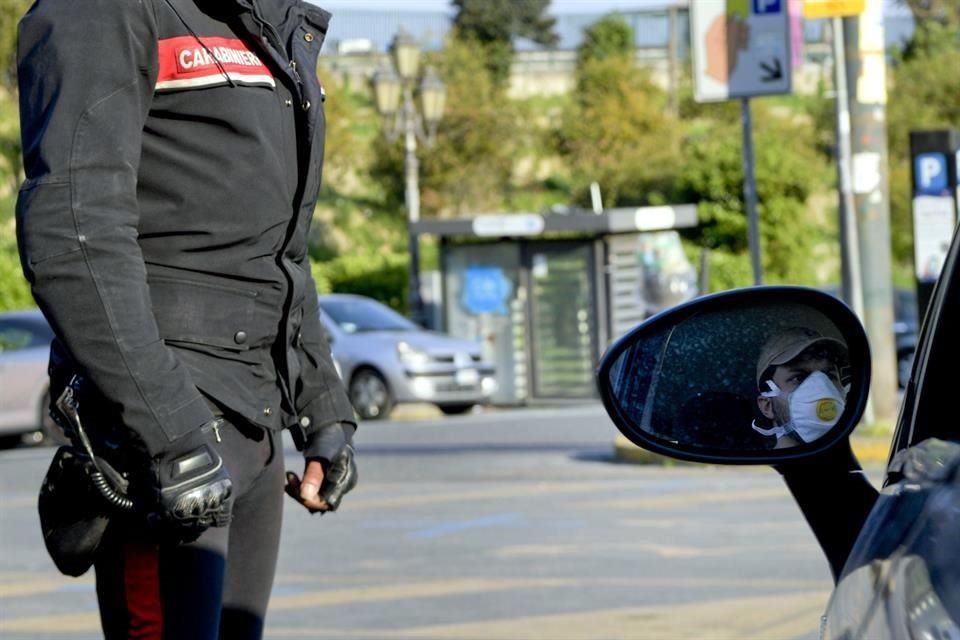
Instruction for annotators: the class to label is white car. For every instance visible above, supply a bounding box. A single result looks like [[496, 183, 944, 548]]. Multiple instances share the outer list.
[[318, 294, 497, 420], [0, 309, 60, 445]]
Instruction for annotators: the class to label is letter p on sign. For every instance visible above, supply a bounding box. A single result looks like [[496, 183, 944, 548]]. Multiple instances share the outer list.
[[754, 0, 783, 13], [915, 153, 948, 195]]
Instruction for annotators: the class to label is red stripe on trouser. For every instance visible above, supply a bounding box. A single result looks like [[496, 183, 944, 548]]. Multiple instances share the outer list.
[[123, 542, 163, 640]]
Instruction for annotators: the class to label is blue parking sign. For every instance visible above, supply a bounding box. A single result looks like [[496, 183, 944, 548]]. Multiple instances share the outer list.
[[915, 152, 948, 195], [753, 0, 782, 14]]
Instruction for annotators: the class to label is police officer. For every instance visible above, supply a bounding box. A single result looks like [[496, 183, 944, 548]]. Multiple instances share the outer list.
[[16, 0, 356, 637]]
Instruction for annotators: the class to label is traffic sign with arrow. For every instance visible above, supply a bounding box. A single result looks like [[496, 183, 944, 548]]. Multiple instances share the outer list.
[[691, 0, 793, 102]]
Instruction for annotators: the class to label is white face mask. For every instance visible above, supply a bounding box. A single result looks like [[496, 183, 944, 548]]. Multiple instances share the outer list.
[[752, 370, 846, 443]]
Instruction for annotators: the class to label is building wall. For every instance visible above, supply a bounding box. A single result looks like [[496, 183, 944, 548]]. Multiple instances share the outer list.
[[319, 9, 911, 99]]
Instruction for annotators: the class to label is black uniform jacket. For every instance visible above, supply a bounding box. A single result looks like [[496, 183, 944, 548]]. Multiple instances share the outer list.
[[16, 0, 355, 457]]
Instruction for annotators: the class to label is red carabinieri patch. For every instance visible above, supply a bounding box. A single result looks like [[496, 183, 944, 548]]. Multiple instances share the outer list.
[[156, 36, 275, 91]]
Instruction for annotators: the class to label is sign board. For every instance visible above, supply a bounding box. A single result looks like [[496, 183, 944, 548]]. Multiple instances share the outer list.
[[691, 0, 792, 102], [803, 0, 865, 18], [472, 214, 544, 237], [912, 196, 956, 283], [461, 265, 513, 315]]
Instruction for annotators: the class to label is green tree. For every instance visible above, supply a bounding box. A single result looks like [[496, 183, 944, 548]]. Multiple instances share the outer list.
[[370, 35, 522, 217], [676, 108, 833, 286], [556, 48, 681, 208], [451, 0, 557, 85], [0, 0, 31, 91], [895, 0, 960, 29], [886, 19, 960, 271], [576, 14, 633, 68]]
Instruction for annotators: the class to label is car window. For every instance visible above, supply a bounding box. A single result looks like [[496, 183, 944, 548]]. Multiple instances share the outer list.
[[318, 298, 417, 333], [890, 226, 960, 468], [0, 316, 54, 352]]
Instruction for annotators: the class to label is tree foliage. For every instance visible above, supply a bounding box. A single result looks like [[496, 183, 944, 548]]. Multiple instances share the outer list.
[[886, 19, 960, 269], [0, 0, 31, 91], [451, 0, 557, 85], [576, 14, 633, 68], [676, 109, 833, 285], [370, 35, 522, 217], [556, 53, 681, 208]]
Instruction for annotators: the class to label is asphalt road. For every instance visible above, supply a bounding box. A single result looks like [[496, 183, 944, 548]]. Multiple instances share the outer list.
[[0, 404, 850, 640]]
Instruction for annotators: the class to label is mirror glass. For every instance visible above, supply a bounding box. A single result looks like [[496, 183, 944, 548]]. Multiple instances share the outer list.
[[605, 301, 855, 454]]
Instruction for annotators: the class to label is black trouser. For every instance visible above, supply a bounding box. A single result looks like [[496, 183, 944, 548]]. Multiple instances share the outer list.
[[93, 418, 285, 640]]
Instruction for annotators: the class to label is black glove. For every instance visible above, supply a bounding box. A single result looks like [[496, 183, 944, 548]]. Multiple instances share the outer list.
[[318, 443, 357, 511], [147, 419, 233, 535]]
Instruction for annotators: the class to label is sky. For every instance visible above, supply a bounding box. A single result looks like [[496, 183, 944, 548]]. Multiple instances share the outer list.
[[314, 0, 910, 16]]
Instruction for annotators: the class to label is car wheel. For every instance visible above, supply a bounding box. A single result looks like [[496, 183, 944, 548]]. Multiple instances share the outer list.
[[39, 390, 69, 446], [349, 368, 394, 420], [898, 348, 914, 389], [437, 403, 475, 416]]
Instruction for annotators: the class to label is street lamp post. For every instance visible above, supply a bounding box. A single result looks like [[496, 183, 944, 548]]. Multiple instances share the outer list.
[[372, 30, 446, 325]]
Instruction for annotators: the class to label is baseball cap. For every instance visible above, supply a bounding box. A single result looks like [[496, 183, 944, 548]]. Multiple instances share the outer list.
[[756, 327, 847, 386]]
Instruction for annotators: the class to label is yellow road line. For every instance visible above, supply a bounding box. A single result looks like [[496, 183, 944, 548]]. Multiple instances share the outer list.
[[269, 578, 574, 610], [583, 487, 789, 510], [264, 591, 830, 639]]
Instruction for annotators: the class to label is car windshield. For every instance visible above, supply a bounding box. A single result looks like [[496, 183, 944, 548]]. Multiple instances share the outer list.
[[320, 298, 417, 333]]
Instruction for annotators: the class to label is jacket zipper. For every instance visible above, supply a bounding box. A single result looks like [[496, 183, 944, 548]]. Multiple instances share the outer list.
[[246, 0, 313, 427]]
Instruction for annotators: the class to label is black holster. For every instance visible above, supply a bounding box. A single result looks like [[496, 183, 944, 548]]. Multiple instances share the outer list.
[[38, 446, 113, 577], [38, 370, 135, 577]]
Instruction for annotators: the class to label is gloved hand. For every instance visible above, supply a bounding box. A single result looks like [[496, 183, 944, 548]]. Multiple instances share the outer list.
[[146, 418, 233, 535], [285, 421, 357, 513], [285, 444, 358, 514]]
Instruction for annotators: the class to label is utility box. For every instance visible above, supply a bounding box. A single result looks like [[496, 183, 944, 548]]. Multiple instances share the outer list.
[[909, 130, 960, 321], [413, 206, 699, 405]]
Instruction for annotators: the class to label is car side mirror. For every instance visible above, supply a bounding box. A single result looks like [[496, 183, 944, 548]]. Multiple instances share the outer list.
[[597, 286, 871, 465]]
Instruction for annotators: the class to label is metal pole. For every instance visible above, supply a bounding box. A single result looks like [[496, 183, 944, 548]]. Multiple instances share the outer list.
[[403, 85, 423, 324], [832, 17, 864, 320], [845, 0, 896, 426], [740, 97, 762, 285], [667, 7, 679, 116]]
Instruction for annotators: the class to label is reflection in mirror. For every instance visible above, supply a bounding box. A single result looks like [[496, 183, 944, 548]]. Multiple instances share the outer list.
[[606, 301, 852, 454]]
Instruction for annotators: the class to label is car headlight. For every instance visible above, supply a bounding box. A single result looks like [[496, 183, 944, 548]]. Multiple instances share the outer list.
[[397, 341, 431, 368]]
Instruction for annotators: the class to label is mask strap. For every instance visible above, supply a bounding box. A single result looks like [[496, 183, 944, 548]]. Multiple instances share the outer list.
[[759, 380, 781, 398], [752, 420, 785, 438]]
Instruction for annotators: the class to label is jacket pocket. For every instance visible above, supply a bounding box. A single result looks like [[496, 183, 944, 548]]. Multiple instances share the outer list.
[[148, 276, 272, 351]]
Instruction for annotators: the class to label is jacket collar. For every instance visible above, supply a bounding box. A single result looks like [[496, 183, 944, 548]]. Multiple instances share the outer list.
[[221, 0, 331, 40]]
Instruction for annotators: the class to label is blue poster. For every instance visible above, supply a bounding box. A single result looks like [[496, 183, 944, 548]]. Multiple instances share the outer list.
[[461, 266, 512, 315]]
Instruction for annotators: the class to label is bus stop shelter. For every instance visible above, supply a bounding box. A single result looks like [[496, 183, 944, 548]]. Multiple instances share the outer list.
[[412, 205, 700, 405]]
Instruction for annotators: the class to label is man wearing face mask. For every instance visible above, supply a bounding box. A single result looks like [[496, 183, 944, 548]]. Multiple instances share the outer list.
[[750, 326, 878, 581], [751, 327, 849, 449]]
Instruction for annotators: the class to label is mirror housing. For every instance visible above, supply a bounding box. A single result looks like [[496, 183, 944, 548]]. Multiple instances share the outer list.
[[597, 286, 871, 465]]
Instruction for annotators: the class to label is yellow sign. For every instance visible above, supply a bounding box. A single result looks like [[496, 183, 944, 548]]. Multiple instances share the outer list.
[[804, 0, 865, 18]]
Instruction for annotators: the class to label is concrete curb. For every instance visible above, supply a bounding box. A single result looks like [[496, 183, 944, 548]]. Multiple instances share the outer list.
[[612, 434, 892, 467]]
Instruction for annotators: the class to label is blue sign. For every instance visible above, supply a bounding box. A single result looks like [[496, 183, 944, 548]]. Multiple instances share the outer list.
[[915, 152, 948, 195], [461, 266, 513, 316], [753, 0, 782, 14]]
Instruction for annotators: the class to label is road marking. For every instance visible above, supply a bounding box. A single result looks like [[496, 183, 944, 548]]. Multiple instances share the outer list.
[[0, 612, 101, 634], [410, 513, 522, 539], [582, 487, 789, 510], [268, 578, 574, 610], [0, 496, 39, 509], [343, 481, 640, 510], [0, 576, 829, 638], [0, 577, 92, 598], [262, 590, 830, 639]]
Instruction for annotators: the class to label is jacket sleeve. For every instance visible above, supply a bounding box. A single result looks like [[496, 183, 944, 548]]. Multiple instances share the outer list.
[[16, 0, 215, 456], [294, 264, 356, 459]]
